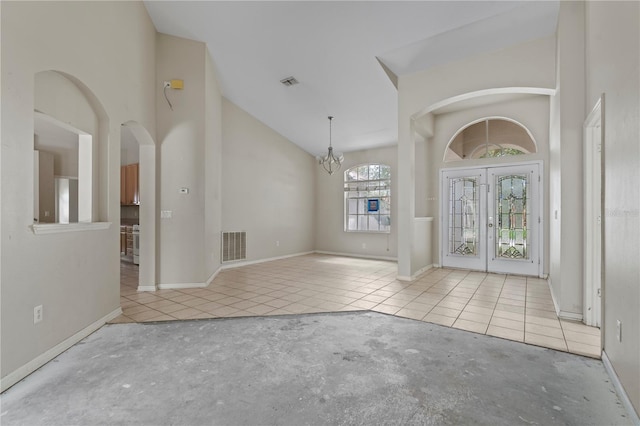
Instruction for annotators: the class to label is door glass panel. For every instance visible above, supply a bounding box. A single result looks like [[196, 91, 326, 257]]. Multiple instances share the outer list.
[[448, 176, 479, 256], [495, 174, 529, 259]]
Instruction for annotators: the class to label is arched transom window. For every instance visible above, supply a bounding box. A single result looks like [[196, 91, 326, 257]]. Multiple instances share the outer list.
[[444, 118, 537, 162], [344, 164, 391, 232]]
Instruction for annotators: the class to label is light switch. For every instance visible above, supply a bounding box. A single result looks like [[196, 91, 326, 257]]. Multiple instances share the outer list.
[[161, 210, 172, 219]]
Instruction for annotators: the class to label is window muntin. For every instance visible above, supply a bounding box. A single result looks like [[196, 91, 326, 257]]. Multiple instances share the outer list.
[[344, 164, 391, 232]]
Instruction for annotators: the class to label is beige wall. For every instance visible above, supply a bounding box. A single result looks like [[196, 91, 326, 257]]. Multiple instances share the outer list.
[[548, 1, 586, 318], [585, 1, 640, 414], [222, 99, 315, 262], [424, 96, 550, 271], [155, 34, 222, 286], [1, 1, 156, 389], [398, 36, 556, 277], [315, 145, 398, 259]]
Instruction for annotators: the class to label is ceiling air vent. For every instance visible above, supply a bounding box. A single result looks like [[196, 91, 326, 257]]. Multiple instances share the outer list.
[[280, 76, 299, 87]]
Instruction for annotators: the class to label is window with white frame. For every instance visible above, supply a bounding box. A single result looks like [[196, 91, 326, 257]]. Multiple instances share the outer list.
[[344, 164, 391, 232]]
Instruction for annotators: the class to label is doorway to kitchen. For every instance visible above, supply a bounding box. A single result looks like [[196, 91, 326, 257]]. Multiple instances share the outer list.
[[120, 122, 156, 292], [440, 162, 542, 276]]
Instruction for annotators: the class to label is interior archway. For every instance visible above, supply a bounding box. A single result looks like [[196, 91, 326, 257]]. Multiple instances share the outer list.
[[444, 117, 537, 162], [121, 121, 157, 292]]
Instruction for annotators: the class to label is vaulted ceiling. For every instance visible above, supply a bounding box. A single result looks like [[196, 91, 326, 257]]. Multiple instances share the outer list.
[[144, 1, 559, 156]]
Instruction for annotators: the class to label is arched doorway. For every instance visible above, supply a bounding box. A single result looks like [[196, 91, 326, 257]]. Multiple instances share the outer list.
[[120, 122, 156, 291], [440, 118, 542, 276]]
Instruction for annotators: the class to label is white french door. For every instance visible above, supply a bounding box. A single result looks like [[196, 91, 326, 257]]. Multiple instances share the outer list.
[[441, 163, 541, 276]]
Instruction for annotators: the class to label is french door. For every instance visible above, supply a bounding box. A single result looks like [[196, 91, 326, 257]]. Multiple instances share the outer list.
[[441, 163, 541, 276]]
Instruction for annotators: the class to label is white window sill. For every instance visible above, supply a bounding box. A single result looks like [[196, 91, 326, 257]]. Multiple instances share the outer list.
[[31, 222, 112, 235]]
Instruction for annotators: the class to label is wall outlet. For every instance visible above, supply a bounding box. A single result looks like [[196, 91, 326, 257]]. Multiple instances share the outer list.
[[34, 305, 43, 324], [276, 240, 280, 247], [362, 243, 367, 249], [616, 320, 622, 342], [160, 210, 172, 219]]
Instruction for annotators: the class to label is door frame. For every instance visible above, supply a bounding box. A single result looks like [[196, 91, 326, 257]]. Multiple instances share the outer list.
[[440, 160, 544, 277], [583, 97, 603, 327]]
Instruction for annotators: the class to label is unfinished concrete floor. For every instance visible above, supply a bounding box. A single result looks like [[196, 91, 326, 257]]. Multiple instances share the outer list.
[[0, 312, 630, 425]]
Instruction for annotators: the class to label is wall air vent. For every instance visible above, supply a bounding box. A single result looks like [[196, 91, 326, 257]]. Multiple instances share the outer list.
[[280, 76, 299, 87], [222, 231, 246, 262]]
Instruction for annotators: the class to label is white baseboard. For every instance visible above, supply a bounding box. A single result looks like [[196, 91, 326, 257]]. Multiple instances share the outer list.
[[137, 285, 157, 292], [548, 278, 584, 321], [314, 250, 397, 262], [397, 264, 435, 282], [0, 307, 122, 393], [602, 351, 640, 424], [158, 282, 208, 290], [221, 251, 315, 270], [558, 310, 583, 321], [205, 267, 221, 286]]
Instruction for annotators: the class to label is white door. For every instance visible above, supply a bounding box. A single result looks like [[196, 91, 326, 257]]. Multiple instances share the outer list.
[[441, 163, 541, 276]]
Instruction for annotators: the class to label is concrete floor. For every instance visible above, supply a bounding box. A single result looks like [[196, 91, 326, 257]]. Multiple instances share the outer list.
[[0, 312, 630, 425]]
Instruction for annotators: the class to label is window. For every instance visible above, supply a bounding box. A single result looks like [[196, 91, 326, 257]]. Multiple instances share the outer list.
[[444, 118, 536, 162], [344, 164, 391, 232]]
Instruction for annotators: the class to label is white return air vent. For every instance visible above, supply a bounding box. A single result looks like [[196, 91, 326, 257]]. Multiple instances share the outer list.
[[222, 231, 246, 262]]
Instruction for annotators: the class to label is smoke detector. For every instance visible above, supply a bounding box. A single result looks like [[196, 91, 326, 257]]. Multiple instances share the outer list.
[[280, 76, 299, 87]]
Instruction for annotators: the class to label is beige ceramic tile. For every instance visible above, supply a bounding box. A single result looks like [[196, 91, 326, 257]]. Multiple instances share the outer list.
[[430, 306, 461, 319], [563, 330, 600, 346], [560, 320, 601, 336], [245, 304, 277, 315], [462, 304, 494, 316], [489, 316, 524, 331], [486, 325, 524, 342], [525, 315, 561, 328], [525, 308, 558, 320], [372, 304, 401, 315], [396, 308, 427, 321], [566, 340, 601, 358], [348, 299, 377, 310], [525, 332, 568, 352], [491, 310, 524, 321], [494, 304, 525, 314], [458, 311, 491, 324], [525, 323, 565, 339], [128, 309, 164, 322], [436, 300, 467, 310], [452, 319, 489, 334]]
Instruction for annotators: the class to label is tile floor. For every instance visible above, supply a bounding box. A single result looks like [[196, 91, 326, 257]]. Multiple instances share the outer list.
[[114, 254, 601, 358]]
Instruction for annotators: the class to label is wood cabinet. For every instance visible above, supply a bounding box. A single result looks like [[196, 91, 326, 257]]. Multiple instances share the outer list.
[[121, 163, 139, 205]]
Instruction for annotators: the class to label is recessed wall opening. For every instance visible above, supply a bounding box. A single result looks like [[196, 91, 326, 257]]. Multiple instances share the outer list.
[[33, 112, 93, 224], [444, 118, 537, 162]]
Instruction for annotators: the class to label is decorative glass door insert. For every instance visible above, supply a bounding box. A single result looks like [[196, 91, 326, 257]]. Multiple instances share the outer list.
[[441, 163, 540, 275], [496, 174, 528, 260]]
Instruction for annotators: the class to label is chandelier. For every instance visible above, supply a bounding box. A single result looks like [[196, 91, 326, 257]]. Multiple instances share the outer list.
[[318, 116, 344, 175]]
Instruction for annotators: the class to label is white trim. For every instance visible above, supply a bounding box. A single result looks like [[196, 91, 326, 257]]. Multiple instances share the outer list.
[[558, 311, 583, 321], [548, 278, 584, 322], [0, 307, 122, 393], [136, 285, 157, 292], [158, 282, 208, 290], [602, 351, 640, 424], [221, 251, 316, 270], [313, 250, 397, 262], [411, 87, 556, 120], [397, 264, 434, 282], [583, 96, 603, 327], [205, 267, 221, 286], [31, 222, 111, 235]]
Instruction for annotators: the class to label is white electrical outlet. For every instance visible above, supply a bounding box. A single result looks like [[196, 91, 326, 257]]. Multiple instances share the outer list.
[[616, 320, 622, 342], [362, 243, 367, 249], [276, 240, 280, 247], [160, 210, 172, 219], [34, 305, 43, 324]]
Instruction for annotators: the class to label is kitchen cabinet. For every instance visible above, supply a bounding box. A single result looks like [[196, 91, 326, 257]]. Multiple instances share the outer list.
[[121, 163, 139, 205]]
